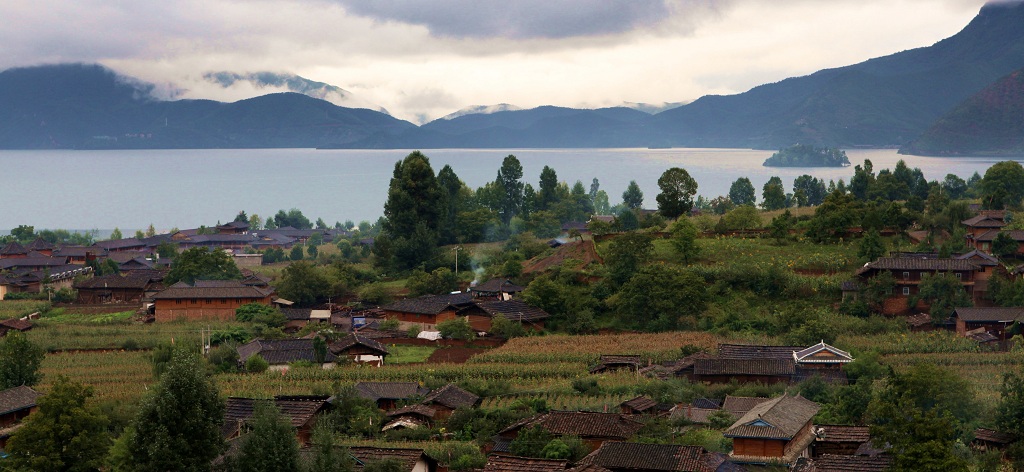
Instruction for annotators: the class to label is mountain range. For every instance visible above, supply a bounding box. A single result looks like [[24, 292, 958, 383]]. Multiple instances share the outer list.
[[1, 1, 1023, 151]]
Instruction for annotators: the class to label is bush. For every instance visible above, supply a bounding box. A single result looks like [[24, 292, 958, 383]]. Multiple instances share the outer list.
[[359, 283, 395, 305], [571, 378, 602, 395], [245, 353, 269, 373], [438, 318, 476, 341], [208, 343, 239, 373]]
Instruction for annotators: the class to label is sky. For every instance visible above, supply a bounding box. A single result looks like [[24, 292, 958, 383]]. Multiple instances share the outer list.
[[0, 0, 996, 124]]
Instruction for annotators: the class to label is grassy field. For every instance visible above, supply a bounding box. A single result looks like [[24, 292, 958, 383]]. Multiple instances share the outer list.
[[470, 332, 721, 365], [386, 345, 437, 364], [0, 300, 51, 320], [883, 351, 1024, 410]]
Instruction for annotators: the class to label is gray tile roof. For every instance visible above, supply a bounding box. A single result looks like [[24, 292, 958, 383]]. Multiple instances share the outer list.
[[577, 442, 720, 472], [236, 338, 336, 365], [382, 292, 474, 315], [953, 307, 1024, 322], [694, 358, 795, 376], [151, 280, 273, 300], [718, 344, 803, 360], [724, 393, 819, 440], [422, 383, 479, 409], [0, 386, 41, 416], [354, 382, 430, 402], [859, 256, 978, 272]]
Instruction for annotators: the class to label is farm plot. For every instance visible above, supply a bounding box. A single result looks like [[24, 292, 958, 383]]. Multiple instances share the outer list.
[[469, 332, 720, 365], [38, 350, 153, 404]]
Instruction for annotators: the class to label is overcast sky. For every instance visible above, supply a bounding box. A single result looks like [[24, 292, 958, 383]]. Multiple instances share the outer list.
[[1, 0, 995, 123]]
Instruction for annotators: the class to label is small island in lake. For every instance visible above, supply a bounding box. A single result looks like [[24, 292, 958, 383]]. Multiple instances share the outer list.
[[762, 144, 851, 167]]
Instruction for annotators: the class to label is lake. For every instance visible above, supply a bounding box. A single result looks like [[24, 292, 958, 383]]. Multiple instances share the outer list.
[[2, 148, 1022, 231]]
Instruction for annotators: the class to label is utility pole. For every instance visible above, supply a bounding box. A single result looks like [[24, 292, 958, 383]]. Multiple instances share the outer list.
[[453, 246, 462, 277]]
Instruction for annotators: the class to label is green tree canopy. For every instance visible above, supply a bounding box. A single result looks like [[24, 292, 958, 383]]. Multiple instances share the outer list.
[[604, 232, 654, 286], [166, 247, 243, 285], [857, 229, 886, 262], [230, 403, 301, 472], [910, 273, 972, 322], [0, 331, 44, 389], [276, 261, 331, 306], [761, 176, 787, 211], [406, 268, 458, 297], [123, 348, 226, 471], [613, 264, 707, 332], [538, 166, 559, 211], [378, 151, 443, 269], [728, 177, 756, 206], [622, 180, 644, 210], [272, 208, 312, 229], [4, 376, 110, 472], [992, 231, 1019, 258], [669, 217, 700, 264], [716, 205, 762, 231], [497, 155, 525, 225], [981, 161, 1024, 209], [655, 167, 698, 218]]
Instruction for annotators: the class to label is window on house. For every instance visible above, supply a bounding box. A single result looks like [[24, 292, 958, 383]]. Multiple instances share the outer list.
[[191, 299, 197, 304], [902, 287, 910, 296], [956, 273, 962, 280], [903, 272, 910, 280], [176, 300, 182, 305]]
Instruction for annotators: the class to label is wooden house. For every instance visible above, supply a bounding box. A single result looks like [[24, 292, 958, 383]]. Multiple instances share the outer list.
[[792, 454, 892, 472], [483, 455, 567, 472], [0, 318, 32, 337], [498, 411, 644, 453], [972, 427, 1017, 453], [236, 338, 336, 370], [421, 383, 480, 420], [348, 447, 437, 472], [469, 299, 550, 331], [722, 396, 772, 419], [792, 342, 854, 373], [94, 238, 147, 252], [573, 442, 727, 472], [619, 395, 659, 415], [383, 404, 437, 431], [811, 425, 871, 457], [951, 307, 1024, 337], [216, 221, 250, 234], [0, 386, 42, 449], [25, 238, 55, 257], [856, 256, 981, 312], [471, 278, 525, 300], [590, 355, 645, 374], [330, 334, 389, 366], [724, 393, 820, 465], [690, 358, 795, 385], [962, 212, 1006, 240], [381, 292, 474, 329], [0, 242, 28, 259], [222, 395, 330, 445], [52, 245, 106, 265], [74, 271, 165, 304], [150, 280, 274, 322], [354, 382, 431, 411]]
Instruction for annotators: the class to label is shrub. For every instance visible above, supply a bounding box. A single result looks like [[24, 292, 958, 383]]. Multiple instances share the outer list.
[[438, 318, 476, 341], [245, 353, 269, 373]]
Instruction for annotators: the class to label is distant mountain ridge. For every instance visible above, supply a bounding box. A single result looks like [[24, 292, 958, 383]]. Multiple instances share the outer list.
[[1, 2, 1023, 150], [0, 64, 414, 149], [900, 68, 1024, 156]]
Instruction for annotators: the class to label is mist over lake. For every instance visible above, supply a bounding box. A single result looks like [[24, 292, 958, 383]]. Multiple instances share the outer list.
[[4, 148, 1022, 230]]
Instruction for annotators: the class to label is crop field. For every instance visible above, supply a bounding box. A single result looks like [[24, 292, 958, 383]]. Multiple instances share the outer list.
[[883, 352, 1024, 409], [469, 332, 720, 365], [695, 237, 860, 273], [0, 300, 51, 319], [38, 350, 153, 404], [25, 315, 247, 351], [838, 331, 981, 355]]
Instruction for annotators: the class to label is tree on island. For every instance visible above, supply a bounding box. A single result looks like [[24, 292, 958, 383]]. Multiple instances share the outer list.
[[763, 144, 851, 167]]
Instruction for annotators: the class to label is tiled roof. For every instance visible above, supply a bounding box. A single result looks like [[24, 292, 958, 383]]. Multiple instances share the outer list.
[[691, 397, 722, 409], [0, 257, 74, 270], [0, 386, 41, 415], [955, 250, 1000, 266], [590, 354, 644, 373], [472, 278, 526, 294], [0, 318, 33, 331], [349, 447, 433, 472], [620, 395, 659, 412], [858, 257, 977, 272], [816, 425, 870, 443], [670, 406, 720, 424], [354, 382, 430, 402], [793, 342, 853, 364], [386, 404, 436, 419], [423, 383, 480, 409], [281, 308, 313, 320], [25, 238, 55, 251], [724, 393, 819, 440], [53, 245, 107, 257], [331, 334, 389, 356], [0, 242, 28, 255], [475, 300, 550, 322], [94, 238, 146, 250], [236, 338, 336, 365], [976, 229, 1024, 242], [484, 455, 567, 472], [223, 395, 329, 432], [577, 442, 719, 472], [151, 280, 273, 300], [974, 427, 1017, 444], [382, 292, 474, 315], [502, 411, 643, 440], [694, 358, 795, 376], [793, 454, 893, 472], [75, 272, 160, 290], [905, 313, 933, 328], [717, 344, 802, 360], [722, 396, 771, 419], [962, 214, 1005, 227], [953, 307, 1024, 322]]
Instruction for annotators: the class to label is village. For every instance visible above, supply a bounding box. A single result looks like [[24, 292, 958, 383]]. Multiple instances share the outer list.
[[2, 155, 1024, 472]]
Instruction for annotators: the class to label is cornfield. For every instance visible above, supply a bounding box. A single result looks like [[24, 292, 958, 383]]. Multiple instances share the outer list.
[[469, 332, 719, 365]]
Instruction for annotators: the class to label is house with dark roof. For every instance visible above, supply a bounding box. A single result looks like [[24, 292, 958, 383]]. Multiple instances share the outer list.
[[381, 292, 475, 329], [469, 299, 550, 331], [94, 238, 147, 252], [690, 359, 795, 385], [721, 396, 771, 420], [574, 442, 729, 472], [963, 212, 1006, 240], [498, 411, 644, 453], [222, 395, 330, 444], [217, 221, 250, 234], [724, 393, 820, 465], [590, 355, 644, 374], [0, 318, 32, 337], [348, 447, 438, 472], [855, 256, 981, 312], [484, 454, 568, 472], [236, 338, 336, 370], [422, 383, 480, 419], [791, 454, 892, 472], [74, 271, 165, 304], [0, 386, 42, 449], [811, 425, 871, 457], [383, 404, 437, 431], [330, 334, 389, 366], [619, 395, 659, 415], [952, 307, 1024, 337], [0, 242, 29, 259], [972, 427, 1017, 453], [150, 280, 275, 322], [25, 238, 55, 256], [354, 382, 431, 410], [52, 245, 106, 265], [471, 278, 526, 301]]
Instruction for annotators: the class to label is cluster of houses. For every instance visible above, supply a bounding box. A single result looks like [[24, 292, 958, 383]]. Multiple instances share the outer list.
[[0, 221, 355, 300]]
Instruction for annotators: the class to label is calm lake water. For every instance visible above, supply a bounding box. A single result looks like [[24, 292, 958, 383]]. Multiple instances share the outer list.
[[2, 148, 1022, 230]]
